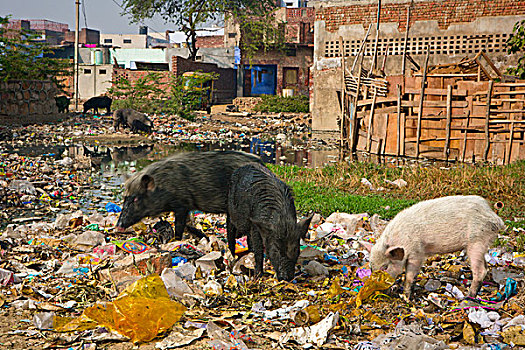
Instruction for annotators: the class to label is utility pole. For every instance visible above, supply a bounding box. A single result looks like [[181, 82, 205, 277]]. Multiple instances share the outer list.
[[74, 0, 80, 110]]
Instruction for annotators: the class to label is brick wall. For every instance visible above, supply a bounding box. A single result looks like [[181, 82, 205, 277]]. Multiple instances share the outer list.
[[316, 0, 525, 32], [242, 46, 313, 96], [0, 80, 63, 125], [172, 56, 236, 102], [196, 35, 224, 48], [112, 67, 172, 90], [286, 7, 315, 44]]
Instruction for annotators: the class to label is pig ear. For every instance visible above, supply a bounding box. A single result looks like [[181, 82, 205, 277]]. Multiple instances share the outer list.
[[249, 218, 275, 233], [140, 174, 155, 192], [297, 214, 313, 239], [359, 240, 373, 253], [385, 246, 404, 261]]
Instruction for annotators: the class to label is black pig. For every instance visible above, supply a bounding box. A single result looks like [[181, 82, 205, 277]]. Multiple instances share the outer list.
[[115, 151, 262, 242], [83, 96, 112, 114], [55, 96, 70, 113], [227, 163, 313, 281], [113, 108, 153, 133]]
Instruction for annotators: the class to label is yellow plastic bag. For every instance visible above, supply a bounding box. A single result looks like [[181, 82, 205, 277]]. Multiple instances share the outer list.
[[355, 270, 395, 307], [57, 274, 186, 343]]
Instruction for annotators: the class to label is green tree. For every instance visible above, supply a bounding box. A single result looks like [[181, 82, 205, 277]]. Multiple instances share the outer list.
[[0, 16, 70, 90], [119, 0, 278, 61], [108, 72, 164, 113], [506, 19, 525, 79], [108, 70, 218, 120]]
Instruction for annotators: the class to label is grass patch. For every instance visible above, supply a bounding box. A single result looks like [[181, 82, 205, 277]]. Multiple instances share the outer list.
[[288, 180, 417, 219], [268, 161, 525, 220]]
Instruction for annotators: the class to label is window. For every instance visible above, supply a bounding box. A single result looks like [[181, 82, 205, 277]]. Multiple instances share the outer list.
[[104, 38, 112, 44], [283, 67, 298, 87], [228, 32, 236, 38], [123, 39, 132, 44], [84, 69, 91, 74], [99, 69, 107, 74]]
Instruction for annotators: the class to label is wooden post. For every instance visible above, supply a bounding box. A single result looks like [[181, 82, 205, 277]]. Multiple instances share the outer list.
[[340, 36, 346, 149], [506, 119, 515, 165], [382, 114, 389, 155], [351, 23, 372, 74], [370, 0, 382, 75], [461, 110, 471, 163], [396, 84, 402, 156], [415, 46, 430, 158], [483, 80, 494, 162], [401, 5, 411, 93], [349, 64, 363, 152], [443, 85, 452, 158], [367, 90, 378, 152]]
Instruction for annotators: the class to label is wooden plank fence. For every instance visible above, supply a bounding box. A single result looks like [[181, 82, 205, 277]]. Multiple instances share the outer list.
[[339, 73, 525, 164]]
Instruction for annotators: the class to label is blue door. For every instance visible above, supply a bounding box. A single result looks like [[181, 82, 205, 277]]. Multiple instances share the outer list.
[[245, 65, 277, 96]]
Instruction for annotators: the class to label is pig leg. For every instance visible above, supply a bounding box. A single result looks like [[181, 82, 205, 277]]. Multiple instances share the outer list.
[[226, 215, 237, 256], [250, 228, 264, 278], [403, 257, 423, 299], [467, 242, 488, 297], [174, 209, 189, 240]]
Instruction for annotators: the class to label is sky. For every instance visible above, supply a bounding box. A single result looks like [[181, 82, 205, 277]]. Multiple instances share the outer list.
[[2, 0, 176, 35]]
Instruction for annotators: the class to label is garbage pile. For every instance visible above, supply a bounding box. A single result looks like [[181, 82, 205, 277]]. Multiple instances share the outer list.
[[1, 191, 525, 349]]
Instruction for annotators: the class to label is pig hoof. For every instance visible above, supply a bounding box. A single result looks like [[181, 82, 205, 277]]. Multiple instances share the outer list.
[[400, 294, 411, 303]]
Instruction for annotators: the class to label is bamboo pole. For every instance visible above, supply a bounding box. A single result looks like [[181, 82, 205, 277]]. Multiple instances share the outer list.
[[401, 5, 411, 93], [340, 36, 346, 149], [382, 114, 389, 155], [367, 90, 378, 152], [443, 85, 452, 158], [461, 110, 471, 163], [415, 46, 430, 158], [506, 119, 515, 165], [349, 64, 363, 152], [370, 0, 382, 76], [483, 80, 494, 162], [396, 84, 402, 156], [351, 23, 372, 74]]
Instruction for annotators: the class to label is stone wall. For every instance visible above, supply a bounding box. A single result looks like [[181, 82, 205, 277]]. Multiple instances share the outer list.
[[0, 80, 63, 125]]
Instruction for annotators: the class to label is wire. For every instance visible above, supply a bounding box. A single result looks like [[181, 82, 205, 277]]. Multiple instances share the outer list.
[[81, 0, 88, 28]]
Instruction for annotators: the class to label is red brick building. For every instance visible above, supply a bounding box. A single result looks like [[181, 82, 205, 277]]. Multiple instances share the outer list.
[[237, 7, 315, 97]]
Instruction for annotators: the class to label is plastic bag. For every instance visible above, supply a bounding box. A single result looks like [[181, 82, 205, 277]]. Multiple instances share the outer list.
[[57, 274, 186, 343], [355, 270, 394, 307]]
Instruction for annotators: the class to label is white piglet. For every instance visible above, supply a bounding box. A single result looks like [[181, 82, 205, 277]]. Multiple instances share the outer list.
[[361, 195, 505, 299]]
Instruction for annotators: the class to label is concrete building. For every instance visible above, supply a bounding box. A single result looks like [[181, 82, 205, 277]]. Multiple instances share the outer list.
[[100, 30, 169, 49], [64, 28, 100, 45], [6, 19, 69, 44], [311, 0, 525, 138], [78, 64, 113, 100], [110, 48, 167, 69]]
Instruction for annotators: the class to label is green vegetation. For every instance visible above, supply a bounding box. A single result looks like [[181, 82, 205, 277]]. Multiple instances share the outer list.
[[108, 71, 217, 120], [285, 180, 416, 219], [506, 19, 525, 79], [254, 95, 309, 113], [268, 160, 525, 220], [121, 0, 279, 62], [0, 16, 70, 90]]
